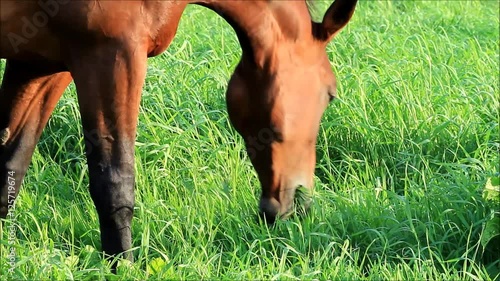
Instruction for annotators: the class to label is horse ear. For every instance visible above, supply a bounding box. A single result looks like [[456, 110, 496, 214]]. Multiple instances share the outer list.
[[313, 0, 358, 42]]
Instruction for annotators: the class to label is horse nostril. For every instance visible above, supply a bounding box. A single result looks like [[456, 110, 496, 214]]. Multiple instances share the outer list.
[[259, 197, 280, 224], [259, 210, 277, 224]]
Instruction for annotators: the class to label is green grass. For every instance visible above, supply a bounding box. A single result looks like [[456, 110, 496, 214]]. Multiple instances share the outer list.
[[1, 1, 499, 280]]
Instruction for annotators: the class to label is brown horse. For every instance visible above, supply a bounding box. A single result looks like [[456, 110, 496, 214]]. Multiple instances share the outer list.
[[0, 0, 357, 263]]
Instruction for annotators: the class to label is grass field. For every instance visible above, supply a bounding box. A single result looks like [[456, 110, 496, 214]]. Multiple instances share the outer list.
[[1, 1, 499, 280]]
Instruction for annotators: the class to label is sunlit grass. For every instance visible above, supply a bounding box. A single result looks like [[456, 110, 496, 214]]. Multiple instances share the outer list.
[[1, 1, 499, 280]]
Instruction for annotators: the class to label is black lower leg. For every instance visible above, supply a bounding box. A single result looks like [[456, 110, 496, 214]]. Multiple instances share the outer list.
[[85, 137, 136, 266]]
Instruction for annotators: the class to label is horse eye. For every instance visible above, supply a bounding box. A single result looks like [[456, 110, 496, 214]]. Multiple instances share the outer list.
[[270, 125, 284, 142], [327, 92, 335, 102], [327, 87, 337, 103]]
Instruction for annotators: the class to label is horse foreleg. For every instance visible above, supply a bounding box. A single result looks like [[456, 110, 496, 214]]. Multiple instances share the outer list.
[[0, 60, 71, 218], [66, 43, 147, 264]]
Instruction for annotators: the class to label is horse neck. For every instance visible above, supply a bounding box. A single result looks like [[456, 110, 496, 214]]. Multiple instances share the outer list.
[[197, 0, 312, 68]]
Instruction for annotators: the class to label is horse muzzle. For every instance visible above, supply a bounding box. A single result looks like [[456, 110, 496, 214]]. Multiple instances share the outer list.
[[258, 183, 313, 224]]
